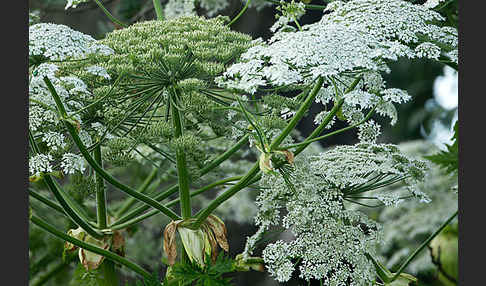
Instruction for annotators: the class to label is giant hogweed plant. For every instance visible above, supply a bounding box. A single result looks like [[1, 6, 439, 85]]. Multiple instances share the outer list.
[[28, 0, 458, 285]]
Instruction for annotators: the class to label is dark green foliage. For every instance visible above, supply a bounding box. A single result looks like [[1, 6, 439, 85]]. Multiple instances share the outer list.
[[425, 121, 458, 175], [169, 253, 235, 286]]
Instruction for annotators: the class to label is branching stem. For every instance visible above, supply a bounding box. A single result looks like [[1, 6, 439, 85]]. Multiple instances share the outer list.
[[43, 76, 181, 221]]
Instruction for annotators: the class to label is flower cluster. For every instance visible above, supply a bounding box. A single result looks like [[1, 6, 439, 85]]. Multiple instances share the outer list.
[[28, 23, 117, 177], [244, 142, 427, 284], [373, 140, 457, 275], [217, 0, 458, 127], [270, 0, 306, 32], [29, 23, 113, 64]]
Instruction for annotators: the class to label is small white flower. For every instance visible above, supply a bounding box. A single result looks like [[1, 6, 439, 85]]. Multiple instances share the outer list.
[[357, 120, 381, 143], [61, 153, 86, 174], [41, 131, 67, 151], [29, 154, 53, 175]]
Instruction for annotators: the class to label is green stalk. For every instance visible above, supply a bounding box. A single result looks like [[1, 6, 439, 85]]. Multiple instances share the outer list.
[[30, 215, 156, 283], [110, 134, 249, 227], [94, 145, 108, 229], [29, 188, 66, 216], [43, 76, 181, 221], [294, 75, 362, 154], [390, 210, 458, 281], [153, 0, 164, 20], [170, 87, 191, 219], [110, 176, 242, 230], [29, 130, 102, 238], [115, 167, 158, 217], [100, 260, 119, 286], [269, 76, 324, 150], [279, 103, 378, 150], [43, 176, 104, 239], [194, 77, 325, 226], [227, 0, 252, 27], [93, 0, 128, 28], [194, 164, 260, 227], [193, 76, 364, 226]]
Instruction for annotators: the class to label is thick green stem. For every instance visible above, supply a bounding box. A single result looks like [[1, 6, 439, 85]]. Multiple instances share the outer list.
[[279, 103, 378, 150], [100, 260, 119, 286], [227, 0, 252, 27], [93, 0, 128, 28], [153, 0, 164, 20], [30, 215, 156, 283], [43, 176, 104, 239], [29, 188, 66, 216], [110, 176, 243, 230], [94, 145, 108, 229], [193, 77, 325, 226], [170, 87, 191, 219], [115, 167, 158, 218], [269, 76, 324, 150], [44, 76, 181, 221], [110, 133, 249, 227], [294, 75, 362, 154], [29, 130, 102, 238], [390, 210, 458, 281], [194, 163, 260, 227]]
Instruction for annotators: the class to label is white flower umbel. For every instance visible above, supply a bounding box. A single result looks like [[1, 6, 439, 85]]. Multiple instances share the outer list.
[[249, 158, 382, 284], [29, 154, 53, 176], [244, 142, 428, 283], [41, 131, 67, 152], [271, 0, 306, 32], [61, 153, 86, 174], [218, 0, 457, 128], [357, 120, 381, 143], [29, 23, 113, 63]]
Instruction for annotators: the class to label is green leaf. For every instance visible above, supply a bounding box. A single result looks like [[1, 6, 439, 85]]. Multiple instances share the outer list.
[[425, 121, 458, 175], [169, 253, 235, 286]]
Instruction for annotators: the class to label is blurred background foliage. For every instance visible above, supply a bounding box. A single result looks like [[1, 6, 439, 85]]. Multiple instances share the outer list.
[[28, 1, 458, 285]]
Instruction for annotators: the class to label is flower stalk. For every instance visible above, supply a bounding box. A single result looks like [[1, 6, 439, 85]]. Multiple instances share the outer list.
[[43, 76, 181, 221]]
